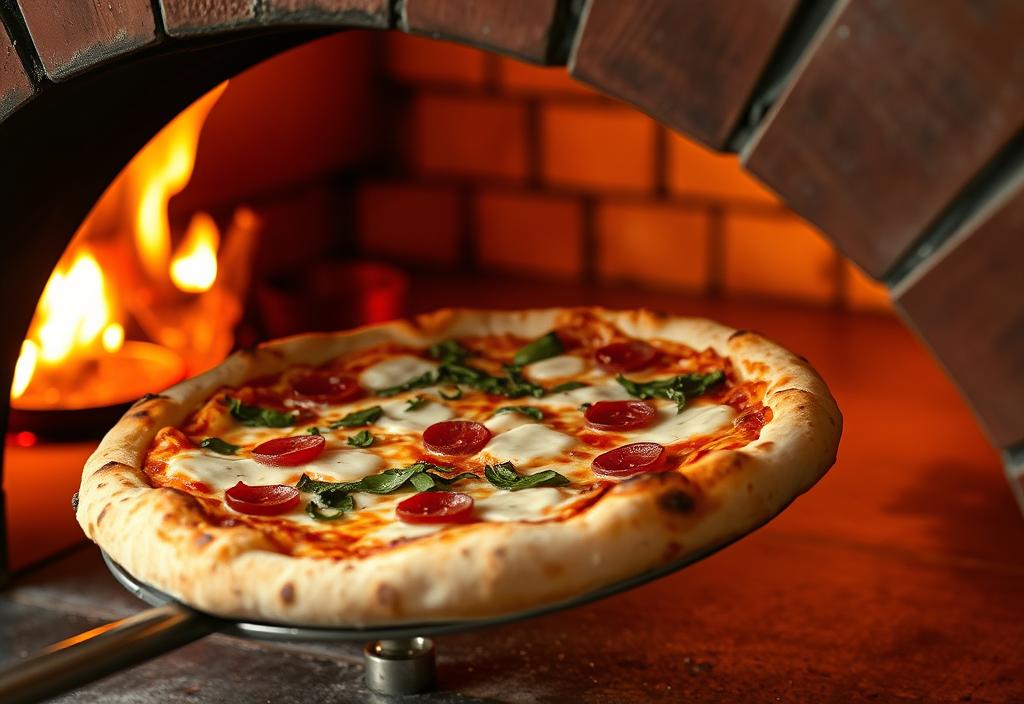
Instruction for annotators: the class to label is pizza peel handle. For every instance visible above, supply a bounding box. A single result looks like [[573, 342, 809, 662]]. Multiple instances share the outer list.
[[0, 603, 218, 704]]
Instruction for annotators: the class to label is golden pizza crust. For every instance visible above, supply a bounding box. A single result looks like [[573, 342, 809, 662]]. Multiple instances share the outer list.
[[76, 308, 841, 626]]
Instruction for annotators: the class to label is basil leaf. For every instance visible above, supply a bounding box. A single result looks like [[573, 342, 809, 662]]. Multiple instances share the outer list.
[[329, 405, 383, 428], [550, 381, 587, 393], [297, 474, 360, 495], [228, 398, 296, 428], [483, 461, 520, 488], [199, 437, 240, 455], [347, 430, 374, 448], [483, 461, 570, 492], [439, 386, 462, 401], [615, 370, 725, 412], [406, 395, 428, 412], [578, 402, 592, 411], [306, 426, 322, 435], [376, 369, 441, 397], [410, 472, 437, 492], [306, 493, 355, 521], [429, 340, 471, 364], [359, 466, 425, 494], [493, 405, 544, 421], [427, 471, 477, 486], [513, 332, 563, 366]]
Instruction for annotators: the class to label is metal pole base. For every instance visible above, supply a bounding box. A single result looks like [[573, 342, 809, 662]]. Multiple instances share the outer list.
[[363, 637, 436, 695]]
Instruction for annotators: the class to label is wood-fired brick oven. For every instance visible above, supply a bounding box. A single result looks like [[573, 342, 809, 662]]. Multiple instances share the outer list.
[[0, 0, 1021, 582]]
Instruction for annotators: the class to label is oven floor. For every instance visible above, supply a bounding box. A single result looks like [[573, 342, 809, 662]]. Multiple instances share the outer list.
[[3, 288, 1023, 703]]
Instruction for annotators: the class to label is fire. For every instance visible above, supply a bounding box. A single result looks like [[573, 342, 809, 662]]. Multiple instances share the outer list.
[[170, 213, 220, 293], [129, 84, 227, 284], [11, 81, 256, 408]]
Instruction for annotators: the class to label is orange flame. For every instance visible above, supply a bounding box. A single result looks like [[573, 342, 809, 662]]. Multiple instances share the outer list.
[[129, 83, 227, 283]]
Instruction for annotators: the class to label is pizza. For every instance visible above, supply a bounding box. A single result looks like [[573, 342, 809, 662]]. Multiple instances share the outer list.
[[76, 308, 841, 626]]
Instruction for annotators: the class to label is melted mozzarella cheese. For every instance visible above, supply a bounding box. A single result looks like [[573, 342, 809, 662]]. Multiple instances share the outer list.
[[364, 520, 446, 543], [525, 354, 585, 381], [475, 488, 572, 522], [359, 355, 437, 391], [483, 423, 576, 464], [168, 452, 300, 493], [306, 449, 385, 482], [535, 383, 633, 409], [484, 410, 537, 434], [377, 398, 454, 433], [628, 404, 736, 445]]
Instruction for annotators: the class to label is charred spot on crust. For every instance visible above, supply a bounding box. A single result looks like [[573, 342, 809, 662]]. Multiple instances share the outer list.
[[71, 492, 79, 514], [195, 533, 214, 547], [728, 329, 755, 341], [97, 504, 110, 524], [659, 490, 695, 514], [280, 582, 296, 605], [376, 583, 397, 607], [133, 393, 168, 407], [131, 410, 149, 419]]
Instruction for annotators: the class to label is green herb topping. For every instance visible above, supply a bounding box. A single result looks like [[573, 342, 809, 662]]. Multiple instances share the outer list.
[[329, 405, 383, 429], [493, 405, 544, 421], [306, 426, 322, 435], [483, 461, 570, 491], [199, 437, 240, 455], [615, 370, 725, 412], [550, 381, 587, 393], [405, 395, 428, 412], [439, 386, 462, 401], [512, 331, 563, 367], [428, 339, 471, 364], [227, 398, 296, 428], [347, 430, 375, 448]]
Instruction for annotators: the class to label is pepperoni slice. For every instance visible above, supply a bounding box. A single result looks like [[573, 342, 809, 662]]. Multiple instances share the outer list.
[[292, 372, 362, 404], [224, 482, 301, 515], [594, 340, 658, 372], [585, 400, 658, 431], [396, 492, 475, 524], [592, 442, 668, 477], [422, 420, 491, 456], [251, 434, 326, 467]]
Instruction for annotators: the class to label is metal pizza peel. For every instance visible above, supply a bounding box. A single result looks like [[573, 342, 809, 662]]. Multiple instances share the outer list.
[[0, 534, 740, 704]]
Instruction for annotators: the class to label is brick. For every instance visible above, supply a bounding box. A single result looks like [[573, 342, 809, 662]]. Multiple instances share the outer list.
[[668, 132, 777, 204], [476, 191, 583, 278], [160, 0, 258, 35], [0, 21, 33, 121], [385, 33, 487, 86], [843, 261, 892, 313], [497, 58, 592, 96], [264, 0, 387, 26], [571, 0, 799, 149], [541, 105, 656, 192], [17, 0, 157, 80], [357, 183, 461, 266], [413, 95, 528, 180], [723, 213, 837, 305], [597, 202, 710, 291], [402, 0, 559, 63]]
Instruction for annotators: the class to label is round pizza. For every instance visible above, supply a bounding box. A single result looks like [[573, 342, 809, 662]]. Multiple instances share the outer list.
[[76, 308, 841, 626]]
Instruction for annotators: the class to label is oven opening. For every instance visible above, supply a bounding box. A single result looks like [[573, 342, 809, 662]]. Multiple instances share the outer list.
[[4, 31, 892, 570]]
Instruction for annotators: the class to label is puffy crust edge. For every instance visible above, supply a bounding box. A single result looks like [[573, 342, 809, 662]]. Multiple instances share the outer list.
[[76, 307, 841, 626]]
